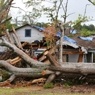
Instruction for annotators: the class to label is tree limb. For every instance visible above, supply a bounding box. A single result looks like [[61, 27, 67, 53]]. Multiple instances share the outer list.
[[0, 37, 50, 68]]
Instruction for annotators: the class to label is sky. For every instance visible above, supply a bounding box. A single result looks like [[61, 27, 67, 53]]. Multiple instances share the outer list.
[[10, 0, 95, 25]]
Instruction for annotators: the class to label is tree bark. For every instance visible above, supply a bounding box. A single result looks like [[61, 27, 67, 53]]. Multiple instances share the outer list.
[[44, 51, 61, 84], [45, 74, 56, 84], [0, 60, 54, 78], [0, 37, 50, 68], [12, 26, 23, 49], [5, 29, 14, 44], [50, 63, 95, 75], [44, 51, 61, 67]]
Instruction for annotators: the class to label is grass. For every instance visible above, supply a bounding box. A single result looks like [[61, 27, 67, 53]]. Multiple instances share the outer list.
[[0, 87, 94, 95]]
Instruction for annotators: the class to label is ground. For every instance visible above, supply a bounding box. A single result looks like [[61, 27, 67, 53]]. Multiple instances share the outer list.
[[0, 78, 95, 95], [1, 83, 95, 95]]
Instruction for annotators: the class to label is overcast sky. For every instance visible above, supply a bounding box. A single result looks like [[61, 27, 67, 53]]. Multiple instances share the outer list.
[[10, 0, 95, 25]]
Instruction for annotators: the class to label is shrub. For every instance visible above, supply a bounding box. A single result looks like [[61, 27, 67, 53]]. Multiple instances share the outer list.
[[43, 82, 54, 89], [80, 29, 92, 37]]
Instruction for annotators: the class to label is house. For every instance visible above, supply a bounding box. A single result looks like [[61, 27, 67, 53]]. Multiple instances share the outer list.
[[56, 35, 87, 63], [12, 24, 45, 43], [72, 36, 95, 63], [56, 29, 95, 63], [0, 24, 45, 53]]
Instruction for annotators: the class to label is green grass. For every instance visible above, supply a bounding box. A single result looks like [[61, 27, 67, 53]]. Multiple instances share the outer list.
[[0, 87, 95, 95]]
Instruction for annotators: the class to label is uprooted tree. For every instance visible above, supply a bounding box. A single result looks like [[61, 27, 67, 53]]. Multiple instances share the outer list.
[[1, 0, 95, 86], [1, 34, 95, 85]]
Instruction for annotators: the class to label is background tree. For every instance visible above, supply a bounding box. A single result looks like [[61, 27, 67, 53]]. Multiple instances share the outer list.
[[24, 0, 72, 63], [88, 0, 95, 5], [16, 0, 44, 25], [0, 0, 13, 34]]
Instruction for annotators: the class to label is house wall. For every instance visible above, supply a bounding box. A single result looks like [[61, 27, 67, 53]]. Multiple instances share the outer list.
[[16, 26, 44, 43], [0, 25, 45, 52], [68, 54, 83, 62], [68, 54, 78, 62]]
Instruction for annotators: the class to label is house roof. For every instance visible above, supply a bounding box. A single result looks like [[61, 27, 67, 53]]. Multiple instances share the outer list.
[[11, 24, 44, 32], [11, 24, 95, 50], [72, 36, 95, 49], [56, 27, 95, 50]]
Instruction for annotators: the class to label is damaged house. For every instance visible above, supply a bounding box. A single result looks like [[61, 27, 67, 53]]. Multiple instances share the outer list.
[[1, 24, 95, 63], [0, 24, 45, 53], [73, 36, 95, 63], [56, 29, 95, 63], [11, 24, 45, 43]]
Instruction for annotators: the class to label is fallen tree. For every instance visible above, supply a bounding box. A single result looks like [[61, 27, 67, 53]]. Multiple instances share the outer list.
[[1, 36, 95, 85], [0, 37, 50, 68], [50, 63, 95, 75], [0, 60, 54, 85]]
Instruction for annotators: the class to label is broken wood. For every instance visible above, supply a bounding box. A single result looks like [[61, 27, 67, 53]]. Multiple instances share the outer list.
[[77, 53, 84, 62], [0, 37, 50, 67], [38, 46, 57, 62], [63, 50, 84, 55], [5, 29, 14, 44], [12, 26, 23, 49], [31, 78, 46, 84], [44, 50, 61, 84], [44, 50, 61, 67], [45, 74, 56, 84], [8, 57, 22, 65]]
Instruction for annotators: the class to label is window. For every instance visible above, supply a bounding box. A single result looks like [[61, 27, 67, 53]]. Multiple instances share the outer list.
[[25, 29, 31, 37]]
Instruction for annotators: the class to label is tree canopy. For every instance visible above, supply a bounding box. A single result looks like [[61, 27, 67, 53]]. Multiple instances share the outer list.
[[0, 0, 13, 34]]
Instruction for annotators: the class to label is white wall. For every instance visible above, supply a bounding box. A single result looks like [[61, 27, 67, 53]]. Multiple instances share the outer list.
[[16, 26, 44, 43], [68, 54, 80, 62], [68, 54, 85, 62]]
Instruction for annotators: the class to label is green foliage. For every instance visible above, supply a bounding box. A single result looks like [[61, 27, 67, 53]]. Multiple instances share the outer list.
[[24, 0, 67, 24], [0, 0, 8, 8], [88, 0, 95, 5], [72, 14, 88, 30], [35, 22, 50, 27], [79, 24, 95, 37], [80, 28, 92, 37], [22, 0, 43, 24], [0, 69, 11, 82], [82, 24, 95, 31], [63, 81, 73, 87], [43, 82, 54, 89]]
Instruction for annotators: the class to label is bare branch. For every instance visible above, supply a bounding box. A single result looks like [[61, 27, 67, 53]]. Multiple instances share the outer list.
[[88, 0, 95, 5]]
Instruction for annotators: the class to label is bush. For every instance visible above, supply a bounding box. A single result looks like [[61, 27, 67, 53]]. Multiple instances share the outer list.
[[43, 82, 54, 89]]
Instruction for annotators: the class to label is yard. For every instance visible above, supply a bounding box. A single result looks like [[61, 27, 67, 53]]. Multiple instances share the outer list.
[[0, 84, 95, 95]]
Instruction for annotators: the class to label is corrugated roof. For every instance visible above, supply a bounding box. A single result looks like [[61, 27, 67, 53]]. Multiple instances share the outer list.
[[72, 36, 95, 49]]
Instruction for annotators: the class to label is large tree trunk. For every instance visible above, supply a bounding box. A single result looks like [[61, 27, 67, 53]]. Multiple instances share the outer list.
[[0, 60, 53, 77], [0, 60, 53, 84], [1, 36, 95, 85], [1, 60, 95, 83], [50, 63, 95, 75]]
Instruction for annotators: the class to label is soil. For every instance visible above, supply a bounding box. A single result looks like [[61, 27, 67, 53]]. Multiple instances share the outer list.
[[1, 84, 95, 95], [0, 78, 95, 95], [1, 80, 95, 94]]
